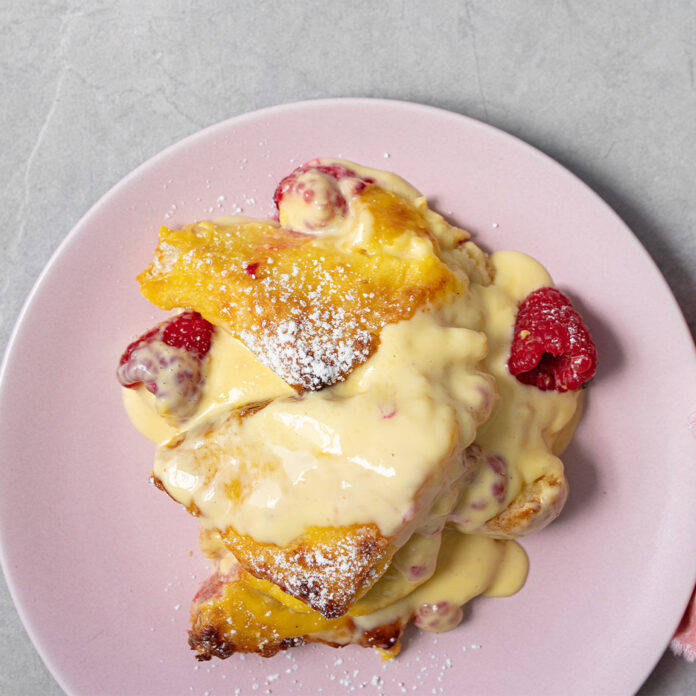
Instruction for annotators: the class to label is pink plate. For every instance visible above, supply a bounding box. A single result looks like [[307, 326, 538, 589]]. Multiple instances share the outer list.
[[2, 99, 695, 696]]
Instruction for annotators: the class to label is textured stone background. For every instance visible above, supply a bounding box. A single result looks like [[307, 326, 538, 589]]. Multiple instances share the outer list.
[[1, 1, 694, 694]]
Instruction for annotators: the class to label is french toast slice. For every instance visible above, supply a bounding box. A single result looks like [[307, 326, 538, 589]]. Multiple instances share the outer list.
[[450, 443, 571, 540], [188, 566, 404, 660], [154, 468, 394, 618], [218, 524, 393, 619], [152, 404, 464, 618], [137, 188, 459, 391], [188, 527, 525, 660]]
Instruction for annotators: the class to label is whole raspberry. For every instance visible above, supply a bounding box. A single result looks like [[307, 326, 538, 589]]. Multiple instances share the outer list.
[[508, 287, 597, 392], [160, 310, 214, 359], [272, 160, 373, 210], [117, 312, 214, 420], [118, 311, 214, 382]]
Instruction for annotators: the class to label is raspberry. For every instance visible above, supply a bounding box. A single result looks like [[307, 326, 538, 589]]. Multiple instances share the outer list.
[[508, 287, 597, 392], [118, 311, 213, 379], [413, 601, 463, 633], [117, 312, 214, 420], [160, 311, 214, 358], [272, 160, 373, 209]]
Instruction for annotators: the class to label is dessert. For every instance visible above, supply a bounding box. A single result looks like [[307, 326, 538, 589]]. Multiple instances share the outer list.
[[118, 158, 597, 659]]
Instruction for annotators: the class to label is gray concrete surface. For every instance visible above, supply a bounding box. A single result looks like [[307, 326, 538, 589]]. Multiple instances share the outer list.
[[1, 1, 694, 694]]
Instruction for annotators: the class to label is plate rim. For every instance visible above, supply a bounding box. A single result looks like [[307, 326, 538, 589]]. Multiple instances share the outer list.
[[1, 97, 694, 695]]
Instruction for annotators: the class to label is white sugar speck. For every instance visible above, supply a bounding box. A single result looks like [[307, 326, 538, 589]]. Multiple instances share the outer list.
[[492, 222, 499, 228]]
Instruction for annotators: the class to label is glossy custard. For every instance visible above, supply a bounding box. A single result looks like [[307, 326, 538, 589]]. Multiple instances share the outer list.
[[122, 159, 585, 653]]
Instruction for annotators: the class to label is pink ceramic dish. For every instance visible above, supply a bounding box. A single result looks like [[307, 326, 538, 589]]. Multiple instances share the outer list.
[[1, 99, 695, 696]]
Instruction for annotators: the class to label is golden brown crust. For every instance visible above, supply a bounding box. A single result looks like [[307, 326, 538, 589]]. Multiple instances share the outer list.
[[360, 620, 403, 654], [188, 620, 404, 661], [189, 624, 308, 660], [220, 524, 393, 618], [152, 424, 459, 621], [151, 480, 393, 618], [188, 571, 404, 661], [481, 473, 568, 539], [137, 191, 458, 391]]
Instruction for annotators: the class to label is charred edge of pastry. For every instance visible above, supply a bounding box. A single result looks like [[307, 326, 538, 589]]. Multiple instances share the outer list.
[[188, 624, 306, 660], [188, 619, 404, 661], [360, 620, 404, 653]]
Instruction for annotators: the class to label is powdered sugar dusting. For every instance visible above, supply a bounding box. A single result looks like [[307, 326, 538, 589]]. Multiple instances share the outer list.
[[140, 212, 454, 391], [237, 528, 389, 618], [188, 625, 484, 694], [239, 305, 373, 391]]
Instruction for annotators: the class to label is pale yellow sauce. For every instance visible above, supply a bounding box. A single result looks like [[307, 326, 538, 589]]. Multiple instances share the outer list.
[[123, 159, 583, 640], [449, 252, 581, 532], [152, 301, 496, 545], [353, 530, 528, 632], [122, 387, 178, 443], [122, 329, 293, 445], [148, 174, 502, 545], [472, 252, 578, 495]]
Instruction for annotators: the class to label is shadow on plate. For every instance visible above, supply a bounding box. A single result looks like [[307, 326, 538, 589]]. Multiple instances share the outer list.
[[553, 439, 599, 527]]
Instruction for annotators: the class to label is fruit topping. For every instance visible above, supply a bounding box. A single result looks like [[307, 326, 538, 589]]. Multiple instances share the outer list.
[[273, 161, 375, 233], [508, 287, 597, 392], [117, 311, 214, 420]]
